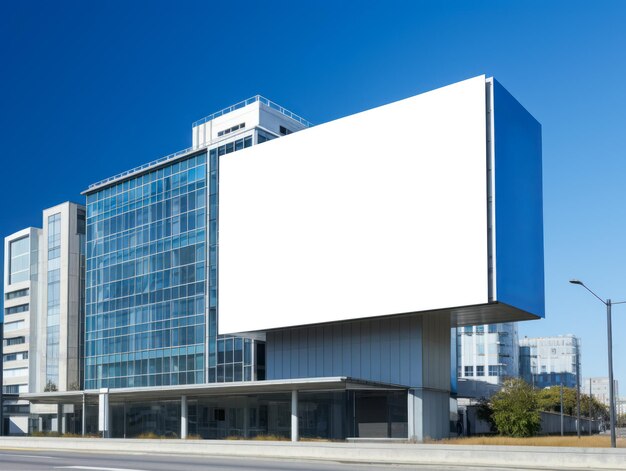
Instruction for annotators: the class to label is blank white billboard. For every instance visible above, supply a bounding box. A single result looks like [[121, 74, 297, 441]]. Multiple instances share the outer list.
[[218, 76, 488, 334]]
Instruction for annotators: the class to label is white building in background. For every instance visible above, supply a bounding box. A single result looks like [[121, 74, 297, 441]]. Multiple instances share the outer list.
[[583, 377, 620, 409], [519, 335, 580, 388], [2, 202, 85, 434], [3, 228, 40, 434], [457, 322, 519, 396]]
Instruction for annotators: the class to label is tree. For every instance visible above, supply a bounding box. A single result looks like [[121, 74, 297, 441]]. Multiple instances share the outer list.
[[537, 386, 608, 420], [44, 380, 58, 392], [476, 397, 497, 433], [491, 378, 540, 437]]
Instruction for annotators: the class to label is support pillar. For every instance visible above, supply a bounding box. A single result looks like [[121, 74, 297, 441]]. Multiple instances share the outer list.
[[81, 393, 86, 436], [56, 404, 63, 434], [180, 395, 188, 440], [407, 389, 421, 441], [98, 388, 109, 438], [243, 400, 250, 439], [291, 389, 299, 442]]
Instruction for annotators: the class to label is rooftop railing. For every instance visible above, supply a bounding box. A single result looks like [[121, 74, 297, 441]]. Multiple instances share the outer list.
[[86, 96, 311, 192], [85, 146, 197, 191], [192, 95, 312, 128]]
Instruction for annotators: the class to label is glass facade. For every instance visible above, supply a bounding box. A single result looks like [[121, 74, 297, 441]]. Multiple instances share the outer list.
[[9, 237, 30, 284], [84, 133, 260, 389], [208, 135, 255, 383], [46, 213, 62, 386], [85, 153, 208, 389], [104, 390, 407, 440]]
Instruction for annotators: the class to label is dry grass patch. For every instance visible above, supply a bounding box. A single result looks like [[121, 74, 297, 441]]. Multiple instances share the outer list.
[[432, 435, 625, 448]]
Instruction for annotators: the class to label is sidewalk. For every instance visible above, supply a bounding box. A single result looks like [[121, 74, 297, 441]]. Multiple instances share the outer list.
[[0, 437, 625, 470]]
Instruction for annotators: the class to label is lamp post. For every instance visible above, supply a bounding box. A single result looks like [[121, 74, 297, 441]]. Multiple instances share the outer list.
[[576, 346, 581, 438], [569, 279, 623, 448]]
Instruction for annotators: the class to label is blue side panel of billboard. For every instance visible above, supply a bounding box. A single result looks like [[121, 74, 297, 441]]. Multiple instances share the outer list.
[[494, 80, 545, 318]]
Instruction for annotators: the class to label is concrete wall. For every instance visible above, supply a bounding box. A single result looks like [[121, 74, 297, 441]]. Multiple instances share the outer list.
[[463, 405, 602, 435]]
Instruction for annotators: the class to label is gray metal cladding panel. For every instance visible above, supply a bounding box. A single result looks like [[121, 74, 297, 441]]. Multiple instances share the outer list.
[[266, 316, 424, 388]]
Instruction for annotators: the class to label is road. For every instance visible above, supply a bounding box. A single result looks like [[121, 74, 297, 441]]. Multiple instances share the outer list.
[[0, 449, 573, 471]]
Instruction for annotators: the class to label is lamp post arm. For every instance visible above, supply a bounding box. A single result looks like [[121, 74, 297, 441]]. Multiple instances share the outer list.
[[578, 282, 607, 305]]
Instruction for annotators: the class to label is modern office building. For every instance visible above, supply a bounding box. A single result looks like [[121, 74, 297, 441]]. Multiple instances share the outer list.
[[2, 202, 85, 434], [22, 75, 544, 441], [456, 322, 519, 397], [519, 335, 581, 388]]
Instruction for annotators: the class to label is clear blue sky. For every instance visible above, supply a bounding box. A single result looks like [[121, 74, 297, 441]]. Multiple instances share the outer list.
[[2, 0, 626, 391]]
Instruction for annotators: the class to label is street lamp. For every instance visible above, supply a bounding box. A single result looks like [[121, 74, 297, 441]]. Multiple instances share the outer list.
[[569, 278, 623, 448]]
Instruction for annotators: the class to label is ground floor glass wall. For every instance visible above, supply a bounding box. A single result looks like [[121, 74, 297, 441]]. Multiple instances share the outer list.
[[103, 390, 407, 440]]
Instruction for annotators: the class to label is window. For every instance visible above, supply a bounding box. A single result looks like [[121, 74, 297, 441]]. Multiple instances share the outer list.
[[488, 365, 499, 376], [5, 288, 29, 300], [2, 384, 27, 394], [279, 125, 292, 135], [4, 351, 28, 362], [476, 365, 485, 376], [476, 325, 484, 334], [9, 237, 30, 284], [5, 304, 29, 315], [464, 366, 474, 377], [217, 123, 245, 137], [48, 213, 62, 260], [3, 367, 28, 378], [488, 324, 498, 333], [464, 326, 473, 334], [77, 210, 86, 235], [47, 256, 61, 384], [4, 320, 26, 332], [3, 336, 26, 347]]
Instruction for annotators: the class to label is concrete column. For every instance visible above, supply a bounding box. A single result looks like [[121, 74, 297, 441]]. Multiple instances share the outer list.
[[56, 404, 63, 434], [291, 389, 299, 442], [243, 401, 250, 439], [180, 395, 188, 439], [38, 416, 43, 433], [98, 388, 109, 438], [407, 389, 421, 442]]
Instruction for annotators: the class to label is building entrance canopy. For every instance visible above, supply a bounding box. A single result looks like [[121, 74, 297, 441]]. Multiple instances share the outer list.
[[22, 377, 404, 405], [21, 377, 410, 441]]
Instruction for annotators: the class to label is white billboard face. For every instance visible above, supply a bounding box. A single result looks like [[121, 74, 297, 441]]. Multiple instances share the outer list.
[[218, 76, 488, 334]]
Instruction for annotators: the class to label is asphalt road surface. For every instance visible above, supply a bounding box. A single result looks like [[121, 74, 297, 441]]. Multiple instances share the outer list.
[[0, 449, 574, 471]]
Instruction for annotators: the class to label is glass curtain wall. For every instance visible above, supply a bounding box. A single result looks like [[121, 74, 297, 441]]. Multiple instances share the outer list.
[[208, 136, 255, 383], [9, 237, 30, 284], [85, 153, 208, 389], [46, 213, 62, 388], [85, 134, 259, 390]]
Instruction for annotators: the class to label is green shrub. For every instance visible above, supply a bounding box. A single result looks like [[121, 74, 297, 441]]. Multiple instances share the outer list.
[[491, 378, 540, 437]]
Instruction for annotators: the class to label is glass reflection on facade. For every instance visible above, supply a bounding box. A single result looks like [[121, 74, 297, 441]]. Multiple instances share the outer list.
[[85, 136, 256, 390], [46, 213, 61, 386], [85, 153, 208, 389], [9, 237, 30, 284]]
